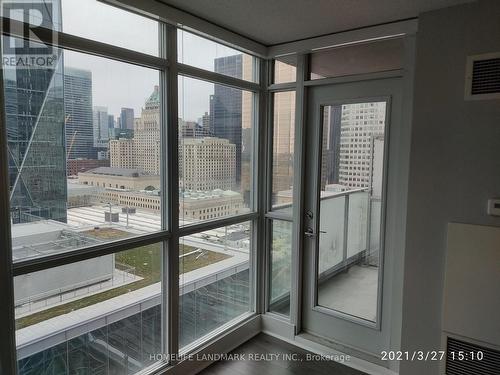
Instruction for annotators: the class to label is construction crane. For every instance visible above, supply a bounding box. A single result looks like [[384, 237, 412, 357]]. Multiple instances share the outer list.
[[64, 115, 78, 158]]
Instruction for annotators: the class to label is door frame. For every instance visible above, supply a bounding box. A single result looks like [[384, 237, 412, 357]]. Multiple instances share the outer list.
[[308, 94, 392, 331], [299, 77, 402, 361]]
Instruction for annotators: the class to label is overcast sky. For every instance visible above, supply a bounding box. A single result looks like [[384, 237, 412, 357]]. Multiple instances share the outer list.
[[61, 0, 245, 121]]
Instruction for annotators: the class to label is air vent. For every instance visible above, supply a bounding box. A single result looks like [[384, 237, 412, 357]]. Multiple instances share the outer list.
[[446, 337, 500, 375], [465, 52, 500, 100]]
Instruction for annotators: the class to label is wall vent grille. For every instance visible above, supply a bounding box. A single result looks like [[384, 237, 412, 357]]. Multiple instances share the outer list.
[[446, 337, 500, 375], [465, 53, 500, 100]]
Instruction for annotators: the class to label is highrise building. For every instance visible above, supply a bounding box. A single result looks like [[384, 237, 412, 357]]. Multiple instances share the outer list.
[[179, 137, 236, 191], [134, 86, 160, 175], [120, 107, 134, 130], [109, 86, 160, 175], [199, 111, 211, 134], [64, 67, 94, 160], [321, 105, 342, 190], [337, 102, 386, 190], [108, 114, 115, 129], [4, 0, 67, 224], [211, 54, 253, 187], [92, 106, 109, 149]]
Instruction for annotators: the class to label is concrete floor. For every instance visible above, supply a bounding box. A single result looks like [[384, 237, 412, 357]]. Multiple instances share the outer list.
[[317, 265, 378, 322]]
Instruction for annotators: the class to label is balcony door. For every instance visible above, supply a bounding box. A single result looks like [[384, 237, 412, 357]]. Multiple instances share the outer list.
[[302, 77, 402, 361]]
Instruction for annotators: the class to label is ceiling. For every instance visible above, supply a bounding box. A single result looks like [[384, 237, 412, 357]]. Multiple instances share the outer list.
[[158, 0, 474, 46]]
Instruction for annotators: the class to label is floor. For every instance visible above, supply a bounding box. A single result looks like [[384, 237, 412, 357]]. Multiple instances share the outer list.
[[199, 334, 367, 375], [317, 265, 378, 322]]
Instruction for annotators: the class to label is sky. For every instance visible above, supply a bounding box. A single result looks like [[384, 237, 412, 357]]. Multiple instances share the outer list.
[[61, 0, 248, 121]]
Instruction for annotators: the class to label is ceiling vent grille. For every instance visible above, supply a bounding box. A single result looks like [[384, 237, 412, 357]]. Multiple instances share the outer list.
[[465, 52, 500, 100], [446, 337, 500, 375]]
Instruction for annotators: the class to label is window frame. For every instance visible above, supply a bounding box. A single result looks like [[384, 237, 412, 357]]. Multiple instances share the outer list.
[[0, 9, 264, 375]]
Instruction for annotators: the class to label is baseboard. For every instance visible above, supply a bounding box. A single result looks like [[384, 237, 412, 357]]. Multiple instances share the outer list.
[[263, 330, 398, 375]]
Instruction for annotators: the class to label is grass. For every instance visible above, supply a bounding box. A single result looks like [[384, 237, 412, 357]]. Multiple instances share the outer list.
[[82, 227, 132, 240], [16, 240, 230, 329]]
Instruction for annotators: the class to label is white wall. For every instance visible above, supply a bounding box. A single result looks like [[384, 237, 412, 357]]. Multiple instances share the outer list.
[[401, 1, 500, 374]]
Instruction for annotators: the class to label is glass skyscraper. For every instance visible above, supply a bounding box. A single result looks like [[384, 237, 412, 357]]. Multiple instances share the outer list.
[[211, 55, 244, 186], [64, 67, 95, 160], [3, 0, 67, 224]]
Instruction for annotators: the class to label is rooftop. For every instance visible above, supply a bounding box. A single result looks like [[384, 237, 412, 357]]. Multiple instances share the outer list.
[[81, 167, 154, 177]]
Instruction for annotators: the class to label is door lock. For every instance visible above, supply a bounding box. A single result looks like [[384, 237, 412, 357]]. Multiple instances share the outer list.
[[305, 210, 314, 219]]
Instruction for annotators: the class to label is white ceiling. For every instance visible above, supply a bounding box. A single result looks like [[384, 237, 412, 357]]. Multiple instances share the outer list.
[[159, 0, 473, 46]]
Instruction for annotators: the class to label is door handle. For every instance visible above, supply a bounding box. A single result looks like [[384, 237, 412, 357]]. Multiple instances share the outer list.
[[304, 227, 326, 238]]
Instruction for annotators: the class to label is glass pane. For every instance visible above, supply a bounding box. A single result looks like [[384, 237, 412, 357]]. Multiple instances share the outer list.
[[178, 76, 254, 226], [178, 30, 257, 82], [274, 55, 297, 84], [3, 40, 162, 262], [316, 102, 387, 323], [271, 91, 295, 215], [310, 38, 404, 80], [269, 220, 292, 316], [15, 243, 164, 374], [179, 222, 252, 349], [1, 0, 160, 56]]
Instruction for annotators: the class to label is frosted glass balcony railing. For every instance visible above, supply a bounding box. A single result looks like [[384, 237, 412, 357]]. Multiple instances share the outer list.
[[269, 189, 380, 318], [318, 189, 377, 280]]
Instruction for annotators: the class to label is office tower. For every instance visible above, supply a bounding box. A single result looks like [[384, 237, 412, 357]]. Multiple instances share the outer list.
[[134, 86, 160, 174], [199, 111, 211, 135], [110, 86, 160, 174], [179, 137, 236, 191], [337, 102, 386, 190], [92, 106, 109, 149], [120, 107, 134, 130], [320, 105, 341, 190], [108, 114, 115, 129], [109, 138, 135, 169], [3, 0, 67, 224], [64, 67, 94, 160], [211, 55, 244, 186]]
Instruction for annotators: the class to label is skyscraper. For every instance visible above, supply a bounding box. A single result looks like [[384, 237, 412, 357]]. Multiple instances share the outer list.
[[321, 105, 342, 190], [108, 114, 115, 129], [211, 55, 244, 185], [120, 107, 134, 130], [93, 106, 109, 149], [3, 0, 67, 224], [64, 67, 94, 160]]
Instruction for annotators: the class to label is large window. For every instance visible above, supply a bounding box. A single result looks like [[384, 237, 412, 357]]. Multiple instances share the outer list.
[[269, 220, 292, 316], [15, 244, 163, 375], [178, 76, 255, 225], [1, 2, 261, 375], [178, 30, 257, 82], [271, 91, 295, 214], [179, 222, 252, 349], [6, 43, 161, 261]]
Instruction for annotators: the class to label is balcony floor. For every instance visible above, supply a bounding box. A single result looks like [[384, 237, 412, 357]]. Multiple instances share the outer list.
[[318, 265, 378, 322]]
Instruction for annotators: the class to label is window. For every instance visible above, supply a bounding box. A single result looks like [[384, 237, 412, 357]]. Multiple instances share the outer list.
[[179, 222, 252, 349], [178, 76, 255, 225], [5, 42, 161, 261], [15, 243, 163, 374], [269, 220, 292, 316], [1, 2, 260, 374], [178, 30, 257, 82], [271, 91, 295, 214], [316, 102, 387, 323], [2, 0, 160, 56], [273, 55, 297, 84]]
